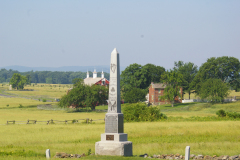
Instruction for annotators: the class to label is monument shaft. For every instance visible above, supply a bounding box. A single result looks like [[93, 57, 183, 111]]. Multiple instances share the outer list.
[[108, 49, 121, 113], [105, 48, 123, 133]]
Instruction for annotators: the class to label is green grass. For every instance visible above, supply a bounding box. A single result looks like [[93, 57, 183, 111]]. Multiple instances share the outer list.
[[0, 83, 240, 159]]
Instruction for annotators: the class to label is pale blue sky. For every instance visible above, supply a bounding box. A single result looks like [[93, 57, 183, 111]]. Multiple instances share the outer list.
[[0, 0, 240, 70]]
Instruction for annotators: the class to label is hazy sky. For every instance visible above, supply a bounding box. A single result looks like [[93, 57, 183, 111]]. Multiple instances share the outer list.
[[1, 1, 240, 70]]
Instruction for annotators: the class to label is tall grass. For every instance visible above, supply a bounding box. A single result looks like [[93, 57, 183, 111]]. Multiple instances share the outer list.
[[0, 121, 239, 159]]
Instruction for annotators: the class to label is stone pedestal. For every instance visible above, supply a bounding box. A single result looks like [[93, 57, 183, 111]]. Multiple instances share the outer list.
[[95, 140, 132, 156], [95, 132, 132, 156]]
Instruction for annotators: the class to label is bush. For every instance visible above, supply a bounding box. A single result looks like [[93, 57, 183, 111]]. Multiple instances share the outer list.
[[216, 109, 226, 117], [19, 104, 23, 108], [123, 103, 167, 122], [42, 99, 47, 102], [216, 109, 240, 119], [226, 112, 240, 119]]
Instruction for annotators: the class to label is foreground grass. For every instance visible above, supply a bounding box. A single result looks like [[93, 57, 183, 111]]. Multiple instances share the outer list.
[[0, 121, 240, 160]]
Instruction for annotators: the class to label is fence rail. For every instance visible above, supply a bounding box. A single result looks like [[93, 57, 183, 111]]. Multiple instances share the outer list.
[[5, 118, 105, 125]]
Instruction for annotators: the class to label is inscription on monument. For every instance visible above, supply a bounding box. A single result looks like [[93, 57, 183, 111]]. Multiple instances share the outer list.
[[106, 135, 114, 141], [105, 115, 118, 133]]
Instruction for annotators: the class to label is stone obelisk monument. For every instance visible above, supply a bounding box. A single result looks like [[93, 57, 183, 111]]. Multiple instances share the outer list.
[[95, 48, 132, 156]]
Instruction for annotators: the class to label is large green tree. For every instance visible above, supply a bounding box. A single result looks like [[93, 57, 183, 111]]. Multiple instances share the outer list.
[[198, 78, 230, 104], [160, 70, 183, 107], [123, 88, 147, 103], [59, 78, 108, 110], [120, 63, 165, 99], [174, 61, 198, 99], [10, 73, 27, 90], [85, 84, 108, 110], [142, 64, 165, 86], [193, 56, 240, 93]]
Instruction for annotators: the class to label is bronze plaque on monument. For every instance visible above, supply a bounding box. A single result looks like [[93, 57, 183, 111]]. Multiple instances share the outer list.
[[106, 135, 114, 140]]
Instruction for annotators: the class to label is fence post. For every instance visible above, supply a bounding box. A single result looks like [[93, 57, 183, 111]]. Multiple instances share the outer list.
[[13, 120, 15, 124], [51, 119, 53, 124], [65, 120, 67, 124], [34, 120, 36, 124], [27, 119, 29, 124], [86, 118, 89, 124], [90, 119, 92, 123], [47, 121, 49, 125], [7, 121, 8, 125]]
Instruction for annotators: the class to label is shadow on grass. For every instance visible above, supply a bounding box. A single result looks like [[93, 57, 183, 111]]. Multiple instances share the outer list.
[[67, 108, 93, 113], [0, 105, 37, 110]]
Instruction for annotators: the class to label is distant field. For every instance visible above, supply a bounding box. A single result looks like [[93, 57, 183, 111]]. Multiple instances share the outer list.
[[183, 90, 240, 99], [0, 83, 71, 100]]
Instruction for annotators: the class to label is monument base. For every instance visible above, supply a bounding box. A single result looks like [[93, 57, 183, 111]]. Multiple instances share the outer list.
[[95, 133, 132, 156]]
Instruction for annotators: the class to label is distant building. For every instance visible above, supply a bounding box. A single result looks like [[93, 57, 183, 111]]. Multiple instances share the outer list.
[[149, 82, 182, 105], [84, 69, 109, 86]]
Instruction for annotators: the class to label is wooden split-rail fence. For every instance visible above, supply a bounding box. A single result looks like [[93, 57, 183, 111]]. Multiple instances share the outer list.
[[6, 118, 105, 125]]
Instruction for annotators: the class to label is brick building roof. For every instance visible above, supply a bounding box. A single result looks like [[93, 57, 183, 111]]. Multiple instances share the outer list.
[[151, 83, 166, 89]]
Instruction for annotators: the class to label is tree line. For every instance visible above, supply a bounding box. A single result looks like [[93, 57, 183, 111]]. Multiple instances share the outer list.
[[0, 69, 109, 84], [3, 56, 240, 108], [120, 56, 240, 106]]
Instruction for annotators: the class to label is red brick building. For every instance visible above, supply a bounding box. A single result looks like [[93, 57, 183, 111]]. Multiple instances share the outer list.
[[149, 82, 182, 105]]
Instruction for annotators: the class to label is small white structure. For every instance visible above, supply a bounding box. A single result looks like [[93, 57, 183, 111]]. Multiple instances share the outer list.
[[185, 146, 190, 160], [84, 69, 109, 86], [9, 85, 12, 90], [46, 149, 51, 159]]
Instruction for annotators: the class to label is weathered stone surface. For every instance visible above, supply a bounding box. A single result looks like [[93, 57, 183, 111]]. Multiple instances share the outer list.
[[191, 154, 196, 159], [153, 154, 158, 158], [229, 155, 239, 160], [95, 141, 132, 156], [204, 155, 213, 160], [222, 156, 229, 160], [105, 113, 123, 133]]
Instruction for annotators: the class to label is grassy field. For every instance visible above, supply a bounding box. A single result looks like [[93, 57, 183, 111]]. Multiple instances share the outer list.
[[1, 83, 70, 100], [0, 83, 240, 159], [183, 90, 240, 99]]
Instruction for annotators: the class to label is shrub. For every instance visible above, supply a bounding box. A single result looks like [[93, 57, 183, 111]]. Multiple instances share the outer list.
[[19, 104, 23, 108], [6, 104, 9, 107], [226, 112, 240, 119], [123, 103, 167, 122], [87, 149, 91, 156], [216, 109, 240, 119], [72, 119, 78, 123], [42, 99, 47, 102], [216, 109, 226, 117]]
